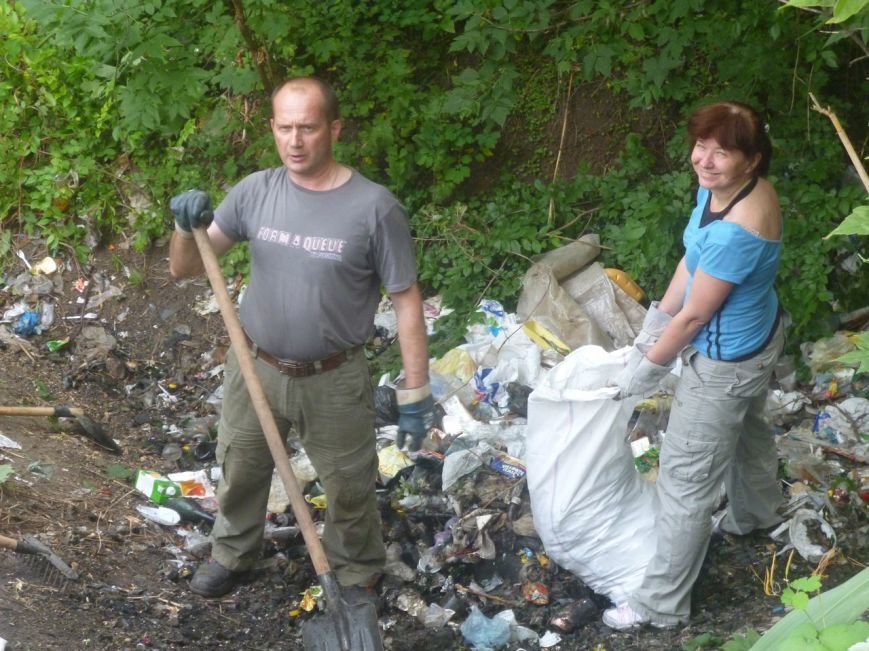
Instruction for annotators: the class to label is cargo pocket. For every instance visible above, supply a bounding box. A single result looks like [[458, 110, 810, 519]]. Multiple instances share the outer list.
[[331, 451, 378, 512], [661, 432, 718, 483]]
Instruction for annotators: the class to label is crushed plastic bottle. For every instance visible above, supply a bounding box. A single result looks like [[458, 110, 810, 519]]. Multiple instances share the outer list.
[[40, 301, 55, 330]]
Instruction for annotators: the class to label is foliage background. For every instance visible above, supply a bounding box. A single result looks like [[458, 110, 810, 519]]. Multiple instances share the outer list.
[[1, 0, 867, 357]]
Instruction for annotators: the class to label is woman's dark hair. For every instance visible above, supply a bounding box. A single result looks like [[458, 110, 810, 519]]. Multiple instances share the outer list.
[[687, 101, 772, 177]]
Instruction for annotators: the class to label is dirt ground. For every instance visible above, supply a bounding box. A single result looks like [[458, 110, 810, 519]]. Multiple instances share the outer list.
[[0, 230, 866, 651]]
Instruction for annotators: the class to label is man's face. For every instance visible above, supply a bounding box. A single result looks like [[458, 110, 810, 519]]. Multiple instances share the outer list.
[[270, 83, 341, 183]]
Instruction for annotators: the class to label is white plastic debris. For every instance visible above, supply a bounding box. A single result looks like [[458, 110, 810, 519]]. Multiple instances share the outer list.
[[766, 389, 810, 418], [788, 508, 837, 563], [816, 397, 869, 442], [0, 434, 22, 449], [539, 630, 562, 647], [419, 602, 455, 629], [194, 292, 220, 315], [32, 256, 58, 275], [136, 504, 182, 526]]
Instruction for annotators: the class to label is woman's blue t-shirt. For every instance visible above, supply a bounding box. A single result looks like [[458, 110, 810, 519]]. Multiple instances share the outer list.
[[683, 186, 781, 360]]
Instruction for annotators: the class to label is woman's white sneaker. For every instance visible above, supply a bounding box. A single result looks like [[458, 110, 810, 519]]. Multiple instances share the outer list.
[[602, 603, 647, 630], [602, 603, 674, 630]]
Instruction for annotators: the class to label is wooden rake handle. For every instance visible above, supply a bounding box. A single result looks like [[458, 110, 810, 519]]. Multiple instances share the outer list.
[[191, 227, 333, 577], [0, 406, 85, 418]]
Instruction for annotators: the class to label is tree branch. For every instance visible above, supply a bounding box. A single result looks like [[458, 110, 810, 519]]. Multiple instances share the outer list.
[[809, 92, 869, 193], [223, 0, 278, 92]]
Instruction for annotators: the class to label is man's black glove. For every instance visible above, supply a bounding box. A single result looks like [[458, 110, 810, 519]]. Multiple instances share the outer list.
[[396, 382, 435, 452], [170, 189, 214, 238]]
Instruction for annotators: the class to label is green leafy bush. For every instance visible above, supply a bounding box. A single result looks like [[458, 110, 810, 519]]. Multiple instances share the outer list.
[[4, 0, 865, 360]]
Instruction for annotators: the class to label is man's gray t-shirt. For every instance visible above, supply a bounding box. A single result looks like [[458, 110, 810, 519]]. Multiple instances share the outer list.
[[214, 167, 417, 361]]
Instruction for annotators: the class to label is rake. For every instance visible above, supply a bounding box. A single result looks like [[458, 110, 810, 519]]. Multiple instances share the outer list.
[[0, 533, 79, 585]]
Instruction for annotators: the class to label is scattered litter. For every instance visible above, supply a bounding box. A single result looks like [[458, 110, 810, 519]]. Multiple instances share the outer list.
[[787, 508, 837, 563], [136, 504, 182, 526], [1, 237, 866, 647], [31, 257, 58, 275], [0, 434, 22, 449], [813, 397, 869, 443], [539, 630, 562, 647], [135, 470, 181, 504], [167, 469, 216, 498], [460, 606, 511, 650]]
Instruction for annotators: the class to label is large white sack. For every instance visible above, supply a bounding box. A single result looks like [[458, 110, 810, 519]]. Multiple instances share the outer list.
[[526, 345, 657, 604]]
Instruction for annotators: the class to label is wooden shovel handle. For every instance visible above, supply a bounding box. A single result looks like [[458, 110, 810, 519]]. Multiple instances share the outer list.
[[191, 227, 332, 577], [0, 534, 20, 551], [0, 406, 84, 418]]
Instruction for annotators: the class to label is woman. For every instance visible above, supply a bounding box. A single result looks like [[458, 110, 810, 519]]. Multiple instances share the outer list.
[[606, 101, 785, 629]]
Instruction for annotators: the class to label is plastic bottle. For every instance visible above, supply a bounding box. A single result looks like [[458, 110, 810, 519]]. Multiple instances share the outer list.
[[161, 442, 183, 463]]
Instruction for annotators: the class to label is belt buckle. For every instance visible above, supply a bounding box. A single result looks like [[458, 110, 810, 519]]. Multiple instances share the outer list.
[[277, 359, 313, 377]]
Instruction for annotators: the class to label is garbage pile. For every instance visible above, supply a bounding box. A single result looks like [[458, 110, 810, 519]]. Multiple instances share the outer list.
[[2, 239, 867, 649]]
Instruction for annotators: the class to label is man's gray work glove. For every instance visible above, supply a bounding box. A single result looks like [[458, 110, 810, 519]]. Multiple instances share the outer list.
[[396, 382, 435, 452], [170, 189, 213, 239], [615, 355, 671, 399], [634, 301, 672, 353]]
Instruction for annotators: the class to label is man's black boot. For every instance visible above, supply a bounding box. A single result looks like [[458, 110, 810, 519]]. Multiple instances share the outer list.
[[190, 560, 240, 598]]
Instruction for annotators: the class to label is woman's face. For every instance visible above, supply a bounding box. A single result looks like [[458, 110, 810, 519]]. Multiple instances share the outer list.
[[691, 137, 759, 194]]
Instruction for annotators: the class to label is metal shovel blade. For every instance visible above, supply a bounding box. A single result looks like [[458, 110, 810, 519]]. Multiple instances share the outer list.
[[301, 601, 383, 651]]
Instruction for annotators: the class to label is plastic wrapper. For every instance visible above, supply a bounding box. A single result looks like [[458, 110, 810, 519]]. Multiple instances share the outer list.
[[374, 384, 398, 427], [460, 606, 511, 650], [430, 347, 478, 384], [516, 235, 644, 352], [801, 332, 857, 374], [377, 444, 413, 484], [13, 311, 39, 336], [813, 397, 869, 443]]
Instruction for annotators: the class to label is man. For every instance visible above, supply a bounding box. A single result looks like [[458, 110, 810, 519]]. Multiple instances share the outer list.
[[168, 77, 433, 601]]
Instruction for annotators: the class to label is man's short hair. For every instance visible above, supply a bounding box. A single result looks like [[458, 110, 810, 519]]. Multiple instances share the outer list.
[[271, 77, 340, 122]]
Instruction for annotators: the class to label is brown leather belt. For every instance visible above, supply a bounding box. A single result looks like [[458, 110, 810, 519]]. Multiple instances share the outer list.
[[243, 331, 356, 378]]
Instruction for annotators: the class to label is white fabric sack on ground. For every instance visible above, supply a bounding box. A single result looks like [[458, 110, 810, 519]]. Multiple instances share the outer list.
[[526, 345, 657, 604]]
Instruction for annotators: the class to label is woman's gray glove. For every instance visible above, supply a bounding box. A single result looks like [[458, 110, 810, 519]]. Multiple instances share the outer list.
[[170, 189, 213, 237], [616, 355, 671, 398], [634, 301, 672, 353], [395, 382, 435, 452]]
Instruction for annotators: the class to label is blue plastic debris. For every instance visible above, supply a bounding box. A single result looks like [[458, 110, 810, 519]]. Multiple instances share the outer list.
[[13, 310, 40, 336], [460, 606, 511, 650]]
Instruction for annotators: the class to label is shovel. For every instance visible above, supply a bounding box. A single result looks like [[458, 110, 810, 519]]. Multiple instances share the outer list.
[[190, 227, 383, 651], [0, 405, 121, 454]]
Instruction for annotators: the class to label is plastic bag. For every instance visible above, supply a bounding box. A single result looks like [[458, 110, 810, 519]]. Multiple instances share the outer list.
[[801, 332, 856, 374], [460, 606, 511, 650], [561, 261, 639, 349], [516, 235, 644, 352], [526, 345, 657, 604], [374, 384, 399, 427]]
